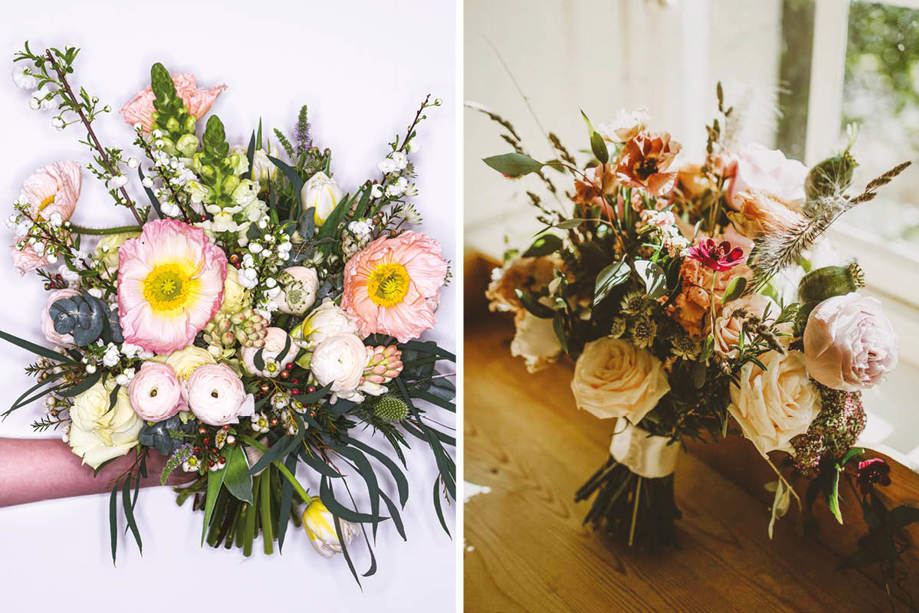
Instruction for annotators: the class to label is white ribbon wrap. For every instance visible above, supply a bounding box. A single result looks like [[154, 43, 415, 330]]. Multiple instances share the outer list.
[[609, 417, 679, 479]]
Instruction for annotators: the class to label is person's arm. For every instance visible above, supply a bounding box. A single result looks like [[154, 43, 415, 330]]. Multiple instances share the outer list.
[[0, 438, 192, 507]]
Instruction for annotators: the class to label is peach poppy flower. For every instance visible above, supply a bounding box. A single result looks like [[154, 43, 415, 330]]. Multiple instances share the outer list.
[[615, 131, 682, 196], [20, 161, 82, 222], [120, 73, 226, 133], [9, 243, 49, 275], [341, 231, 448, 342], [486, 255, 559, 315]]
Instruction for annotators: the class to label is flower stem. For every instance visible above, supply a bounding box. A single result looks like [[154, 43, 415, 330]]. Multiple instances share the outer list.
[[628, 476, 643, 547], [239, 435, 312, 503], [68, 224, 142, 235]]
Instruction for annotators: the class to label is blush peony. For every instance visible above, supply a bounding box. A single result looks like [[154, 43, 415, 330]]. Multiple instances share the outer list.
[[117, 220, 227, 354], [803, 293, 897, 392], [341, 231, 447, 342]]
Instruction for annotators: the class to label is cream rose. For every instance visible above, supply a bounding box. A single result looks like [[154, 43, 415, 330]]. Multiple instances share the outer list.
[[68, 380, 143, 469], [310, 334, 368, 402], [570, 337, 670, 423], [728, 350, 820, 455], [241, 327, 298, 377], [153, 345, 216, 380], [276, 266, 319, 315], [185, 363, 255, 426], [803, 293, 897, 392], [713, 294, 780, 358], [511, 311, 562, 373]]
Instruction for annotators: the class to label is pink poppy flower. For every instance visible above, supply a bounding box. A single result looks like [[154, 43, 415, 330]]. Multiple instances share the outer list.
[[20, 160, 82, 222], [9, 243, 48, 275], [682, 238, 745, 272], [341, 231, 448, 342], [117, 220, 227, 354], [120, 73, 226, 133]]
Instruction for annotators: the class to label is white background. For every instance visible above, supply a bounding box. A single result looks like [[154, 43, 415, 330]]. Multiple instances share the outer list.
[[0, 1, 457, 611]]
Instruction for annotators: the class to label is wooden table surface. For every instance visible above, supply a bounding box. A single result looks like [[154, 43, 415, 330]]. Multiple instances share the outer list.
[[463, 314, 906, 613]]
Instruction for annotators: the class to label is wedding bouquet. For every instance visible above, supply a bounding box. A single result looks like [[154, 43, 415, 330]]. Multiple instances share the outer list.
[[480, 86, 918, 569], [3, 43, 455, 583]]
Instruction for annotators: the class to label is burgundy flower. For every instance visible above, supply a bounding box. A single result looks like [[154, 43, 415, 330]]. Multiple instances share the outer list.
[[857, 457, 891, 493], [682, 238, 744, 272]]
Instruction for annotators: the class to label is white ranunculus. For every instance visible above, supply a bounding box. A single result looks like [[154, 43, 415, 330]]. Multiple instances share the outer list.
[[68, 380, 142, 469], [302, 499, 356, 557], [185, 363, 255, 426], [510, 311, 562, 373], [276, 266, 319, 315], [570, 337, 670, 424], [728, 350, 820, 456], [310, 334, 368, 402], [300, 171, 342, 226], [293, 299, 358, 349]]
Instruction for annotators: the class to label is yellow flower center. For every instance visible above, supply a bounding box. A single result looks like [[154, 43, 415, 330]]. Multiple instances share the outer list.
[[367, 262, 410, 307], [39, 193, 56, 212], [143, 261, 201, 313]]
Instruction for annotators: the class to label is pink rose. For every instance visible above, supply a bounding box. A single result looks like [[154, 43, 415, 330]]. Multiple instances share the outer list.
[[714, 293, 780, 358], [185, 363, 254, 426], [10, 243, 49, 275], [804, 293, 898, 392], [725, 143, 808, 207], [128, 362, 185, 422], [21, 161, 82, 222], [120, 73, 226, 133], [41, 288, 80, 345]]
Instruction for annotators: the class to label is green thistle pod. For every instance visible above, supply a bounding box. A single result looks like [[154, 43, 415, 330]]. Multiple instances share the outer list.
[[798, 263, 864, 305], [373, 396, 409, 423], [804, 150, 858, 201]]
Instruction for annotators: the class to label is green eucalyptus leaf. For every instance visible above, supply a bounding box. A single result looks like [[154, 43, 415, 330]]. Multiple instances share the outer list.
[[483, 152, 545, 177], [522, 233, 562, 258], [721, 276, 747, 304]]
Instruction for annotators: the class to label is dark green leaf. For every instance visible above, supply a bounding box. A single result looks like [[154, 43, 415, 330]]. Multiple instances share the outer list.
[[319, 476, 387, 524], [593, 260, 630, 306], [224, 444, 254, 504], [522, 233, 562, 258], [514, 289, 554, 318], [721, 276, 747, 304], [122, 476, 142, 553], [0, 329, 72, 363], [634, 260, 668, 299], [109, 484, 118, 564], [201, 464, 227, 544]]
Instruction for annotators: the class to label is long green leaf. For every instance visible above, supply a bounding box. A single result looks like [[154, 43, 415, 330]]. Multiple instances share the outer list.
[[109, 485, 119, 564], [122, 476, 142, 553], [201, 465, 228, 544], [0, 329, 72, 362], [224, 444, 254, 504]]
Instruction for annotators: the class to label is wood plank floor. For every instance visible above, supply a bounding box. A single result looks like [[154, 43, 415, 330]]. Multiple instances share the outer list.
[[464, 314, 906, 613]]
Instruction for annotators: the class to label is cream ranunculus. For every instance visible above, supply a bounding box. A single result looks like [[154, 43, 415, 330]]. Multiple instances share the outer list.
[[728, 350, 820, 455], [68, 380, 143, 469], [153, 345, 217, 380], [300, 171, 342, 226], [570, 337, 670, 423], [276, 266, 319, 315], [94, 231, 140, 271], [219, 266, 251, 315], [185, 363, 255, 426], [292, 299, 358, 349], [510, 311, 562, 373], [302, 499, 356, 557], [310, 334, 369, 402]]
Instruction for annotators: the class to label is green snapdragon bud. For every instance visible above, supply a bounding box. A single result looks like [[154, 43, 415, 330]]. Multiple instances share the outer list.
[[804, 150, 858, 201], [176, 134, 199, 158]]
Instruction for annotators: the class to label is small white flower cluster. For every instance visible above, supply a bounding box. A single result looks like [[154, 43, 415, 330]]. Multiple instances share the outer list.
[[371, 150, 417, 200], [7, 201, 72, 264], [141, 136, 199, 218], [236, 229, 294, 312], [342, 218, 373, 259]]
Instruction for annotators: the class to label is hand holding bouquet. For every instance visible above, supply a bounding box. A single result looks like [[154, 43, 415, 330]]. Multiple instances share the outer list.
[[3, 43, 455, 583]]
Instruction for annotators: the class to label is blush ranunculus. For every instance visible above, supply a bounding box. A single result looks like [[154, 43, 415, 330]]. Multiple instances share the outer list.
[[20, 160, 82, 222], [41, 288, 80, 345], [128, 361, 185, 422], [185, 363, 254, 426], [341, 231, 448, 342], [570, 337, 670, 424], [803, 293, 898, 392], [120, 73, 226, 133], [117, 220, 227, 354]]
